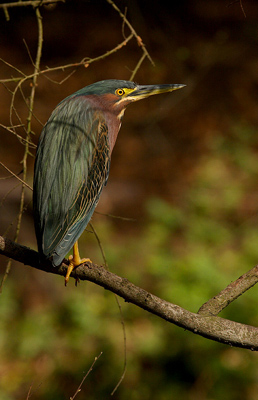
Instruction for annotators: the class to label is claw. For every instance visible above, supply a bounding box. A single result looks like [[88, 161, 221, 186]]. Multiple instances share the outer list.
[[65, 241, 92, 286]]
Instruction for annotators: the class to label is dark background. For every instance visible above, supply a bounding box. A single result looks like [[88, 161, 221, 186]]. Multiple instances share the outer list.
[[0, 1, 258, 399]]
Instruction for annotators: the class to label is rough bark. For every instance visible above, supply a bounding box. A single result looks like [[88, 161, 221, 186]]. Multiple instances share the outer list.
[[0, 235, 258, 350]]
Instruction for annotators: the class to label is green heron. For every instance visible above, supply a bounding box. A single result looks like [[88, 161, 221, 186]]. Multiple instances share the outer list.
[[33, 79, 185, 284]]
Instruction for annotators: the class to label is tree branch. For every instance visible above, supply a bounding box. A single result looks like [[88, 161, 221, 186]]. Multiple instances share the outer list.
[[198, 265, 258, 316], [0, 235, 258, 351], [0, 0, 65, 9]]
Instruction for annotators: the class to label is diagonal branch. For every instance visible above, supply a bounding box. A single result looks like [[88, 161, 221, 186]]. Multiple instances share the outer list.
[[0, 235, 258, 351], [198, 265, 258, 316], [106, 0, 154, 67], [0, 161, 32, 190]]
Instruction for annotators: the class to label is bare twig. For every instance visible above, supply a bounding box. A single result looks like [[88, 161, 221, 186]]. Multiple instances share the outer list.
[[0, 57, 27, 77], [0, 6, 43, 291], [111, 295, 127, 396], [0, 34, 134, 85], [89, 222, 108, 267], [89, 222, 127, 395], [0, 0, 64, 9], [130, 52, 148, 82], [95, 211, 136, 222], [240, 0, 247, 18], [13, 3, 42, 236], [227, 0, 247, 18], [0, 123, 36, 147], [106, 0, 155, 67], [26, 384, 33, 400], [69, 352, 103, 400], [25, 382, 42, 400], [0, 259, 12, 293], [0, 162, 32, 190]]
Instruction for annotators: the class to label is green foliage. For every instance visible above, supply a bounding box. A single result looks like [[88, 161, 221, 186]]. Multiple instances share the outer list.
[[1, 123, 258, 399]]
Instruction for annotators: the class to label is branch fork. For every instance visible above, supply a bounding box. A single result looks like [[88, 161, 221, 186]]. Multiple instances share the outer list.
[[0, 235, 258, 351]]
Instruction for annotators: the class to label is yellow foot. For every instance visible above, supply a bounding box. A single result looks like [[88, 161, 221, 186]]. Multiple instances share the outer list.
[[64, 241, 92, 286], [65, 256, 91, 286]]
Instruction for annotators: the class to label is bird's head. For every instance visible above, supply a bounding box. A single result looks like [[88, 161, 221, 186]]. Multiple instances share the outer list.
[[75, 79, 186, 119]]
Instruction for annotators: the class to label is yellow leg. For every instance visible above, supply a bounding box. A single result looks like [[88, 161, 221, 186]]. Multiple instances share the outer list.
[[65, 241, 91, 286]]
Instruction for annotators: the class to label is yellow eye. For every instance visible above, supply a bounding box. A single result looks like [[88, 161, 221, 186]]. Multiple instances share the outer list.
[[115, 88, 125, 96]]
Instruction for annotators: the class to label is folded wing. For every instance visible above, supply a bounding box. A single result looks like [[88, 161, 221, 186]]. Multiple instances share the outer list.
[[33, 95, 110, 265]]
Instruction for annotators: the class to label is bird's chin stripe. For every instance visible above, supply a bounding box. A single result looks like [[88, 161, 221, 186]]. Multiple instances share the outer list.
[[117, 109, 125, 121]]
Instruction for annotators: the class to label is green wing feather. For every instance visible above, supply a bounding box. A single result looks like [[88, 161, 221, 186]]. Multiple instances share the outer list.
[[33, 95, 110, 265]]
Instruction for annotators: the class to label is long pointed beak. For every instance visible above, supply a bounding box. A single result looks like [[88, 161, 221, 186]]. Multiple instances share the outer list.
[[128, 83, 186, 101]]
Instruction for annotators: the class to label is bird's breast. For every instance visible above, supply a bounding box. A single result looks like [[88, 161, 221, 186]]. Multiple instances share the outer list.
[[105, 112, 121, 153], [84, 94, 122, 153]]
